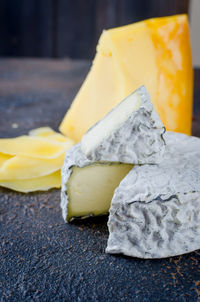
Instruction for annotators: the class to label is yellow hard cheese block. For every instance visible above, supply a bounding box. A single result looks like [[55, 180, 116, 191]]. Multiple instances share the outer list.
[[0, 171, 61, 193], [60, 14, 193, 142], [146, 16, 193, 134]]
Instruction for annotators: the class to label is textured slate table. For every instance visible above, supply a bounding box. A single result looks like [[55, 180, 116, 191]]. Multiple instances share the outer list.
[[0, 59, 200, 302]]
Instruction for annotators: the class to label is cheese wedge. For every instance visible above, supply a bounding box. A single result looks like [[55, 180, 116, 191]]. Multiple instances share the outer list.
[[0, 171, 61, 193], [81, 86, 165, 164], [0, 136, 67, 159], [61, 144, 133, 221], [60, 14, 193, 142], [106, 132, 200, 259]]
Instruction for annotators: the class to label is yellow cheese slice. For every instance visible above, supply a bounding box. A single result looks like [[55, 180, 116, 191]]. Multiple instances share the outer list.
[[47, 133, 73, 143], [0, 171, 61, 193], [0, 153, 13, 167], [29, 127, 74, 143], [0, 129, 74, 179], [0, 136, 67, 159], [29, 127, 57, 137], [0, 153, 65, 180], [0, 129, 74, 192], [60, 14, 193, 142]]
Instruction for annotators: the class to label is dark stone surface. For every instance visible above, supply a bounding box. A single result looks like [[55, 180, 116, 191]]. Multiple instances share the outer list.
[[0, 59, 200, 302]]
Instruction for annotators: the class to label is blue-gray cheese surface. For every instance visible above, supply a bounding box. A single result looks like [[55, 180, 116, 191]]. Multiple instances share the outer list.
[[106, 132, 200, 258], [81, 86, 165, 165]]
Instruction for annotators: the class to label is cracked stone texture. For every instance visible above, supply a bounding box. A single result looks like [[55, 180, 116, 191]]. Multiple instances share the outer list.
[[0, 60, 200, 301]]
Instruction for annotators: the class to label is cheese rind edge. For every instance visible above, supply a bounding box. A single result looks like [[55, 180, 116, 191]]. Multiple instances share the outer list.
[[81, 86, 165, 164]]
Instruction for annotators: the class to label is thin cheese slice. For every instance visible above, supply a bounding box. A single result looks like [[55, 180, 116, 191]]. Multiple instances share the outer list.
[[0, 136, 67, 159], [0, 129, 74, 180], [48, 134, 73, 143], [29, 127, 73, 143], [0, 171, 61, 193], [0, 153, 13, 167], [0, 153, 65, 179], [0, 128, 74, 192], [29, 127, 57, 137]]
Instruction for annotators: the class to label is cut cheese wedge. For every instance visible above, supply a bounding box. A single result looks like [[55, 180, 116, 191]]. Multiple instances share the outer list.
[[0, 171, 61, 193], [0, 136, 67, 159], [81, 86, 165, 164], [106, 132, 200, 259], [61, 144, 133, 221], [60, 14, 193, 142]]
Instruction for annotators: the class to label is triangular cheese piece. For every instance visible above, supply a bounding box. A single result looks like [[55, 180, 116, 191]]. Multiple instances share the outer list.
[[60, 15, 192, 141], [81, 86, 165, 164]]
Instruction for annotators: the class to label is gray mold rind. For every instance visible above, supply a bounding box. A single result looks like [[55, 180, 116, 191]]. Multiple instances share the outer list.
[[83, 86, 166, 164], [106, 132, 200, 258]]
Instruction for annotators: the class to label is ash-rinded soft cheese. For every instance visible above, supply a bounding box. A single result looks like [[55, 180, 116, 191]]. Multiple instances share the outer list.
[[61, 144, 133, 222], [81, 86, 165, 165], [106, 132, 200, 259]]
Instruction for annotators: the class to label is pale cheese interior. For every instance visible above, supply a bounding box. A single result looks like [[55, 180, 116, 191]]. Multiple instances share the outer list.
[[81, 91, 141, 155], [67, 163, 133, 220]]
